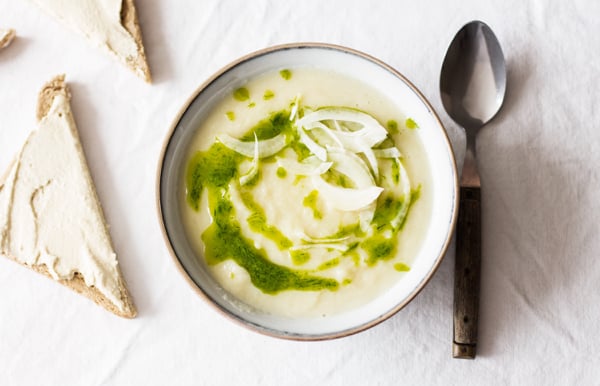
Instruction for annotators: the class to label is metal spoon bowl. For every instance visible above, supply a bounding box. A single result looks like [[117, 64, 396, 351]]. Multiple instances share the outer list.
[[440, 20, 507, 359]]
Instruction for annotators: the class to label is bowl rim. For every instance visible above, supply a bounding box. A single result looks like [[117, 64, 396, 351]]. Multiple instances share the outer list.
[[156, 42, 459, 341]]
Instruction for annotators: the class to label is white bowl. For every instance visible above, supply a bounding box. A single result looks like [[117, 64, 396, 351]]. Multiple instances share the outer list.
[[157, 43, 458, 340]]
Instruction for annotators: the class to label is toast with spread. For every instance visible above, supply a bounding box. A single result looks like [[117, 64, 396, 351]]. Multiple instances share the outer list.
[[0, 75, 136, 318]]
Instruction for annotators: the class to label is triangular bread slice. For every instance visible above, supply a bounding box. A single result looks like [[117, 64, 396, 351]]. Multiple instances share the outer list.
[[27, 0, 151, 82], [0, 75, 136, 318]]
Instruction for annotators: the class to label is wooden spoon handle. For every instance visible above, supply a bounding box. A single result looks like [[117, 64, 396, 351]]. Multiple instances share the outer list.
[[453, 186, 481, 359]]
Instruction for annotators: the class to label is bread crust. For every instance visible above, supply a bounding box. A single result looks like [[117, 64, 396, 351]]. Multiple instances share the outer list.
[[0, 75, 137, 318], [36, 74, 70, 121], [120, 0, 151, 83], [4, 255, 136, 318], [0, 28, 16, 49]]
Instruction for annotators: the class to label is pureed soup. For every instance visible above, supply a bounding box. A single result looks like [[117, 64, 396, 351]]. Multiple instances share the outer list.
[[180, 68, 432, 318]]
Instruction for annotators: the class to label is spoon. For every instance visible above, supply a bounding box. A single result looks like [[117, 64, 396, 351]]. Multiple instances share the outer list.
[[440, 20, 506, 359]]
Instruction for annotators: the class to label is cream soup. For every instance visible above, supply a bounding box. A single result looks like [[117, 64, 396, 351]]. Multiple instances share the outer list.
[[180, 68, 432, 317]]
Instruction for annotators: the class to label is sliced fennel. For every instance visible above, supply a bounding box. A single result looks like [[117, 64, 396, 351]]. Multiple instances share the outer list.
[[296, 107, 389, 179], [311, 175, 383, 212], [296, 107, 388, 144], [239, 133, 259, 185], [276, 156, 333, 176], [290, 242, 350, 252], [300, 234, 351, 244], [316, 149, 381, 224], [217, 133, 287, 158], [389, 157, 412, 229], [374, 147, 402, 158], [289, 94, 301, 121], [213, 99, 415, 270], [302, 121, 345, 148], [359, 202, 377, 233], [298, 127, 327, 160], [327, 149, 375, 188]]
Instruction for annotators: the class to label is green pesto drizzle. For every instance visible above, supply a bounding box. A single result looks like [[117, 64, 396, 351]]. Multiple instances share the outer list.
[[372, 185, 421, 233], [303, 190, 322, 219], [186, 143, 241, 211], [399, 186, 421, 230], [363, 186, 421, 264], [226, 111, 236, 121], [328, 224, 365, 239], [362, 235, 397, 266], [387, 119, 399, 134], [372, 195, 406, 231], [263, 90, 275, 100], [248, 102, 256, 108], [240, 110, 291, 141], [342, 241, 361, 267], [238, 110, 310, 161], [201, 192, 338, 294], [293, 175, 306, 185], [290, 141, 311, 161], [406, 118, 419, 129], [239, 188, 292, 250], [394, 262, 410, 272], [323, 169, 355, 188], [290, 250, 310, 265], [233, 87, 250, 101], [276, 167, 287, 178], [279, 69, 292, 80], [391, 158, 400, 184], [317, 257, 340, 271]]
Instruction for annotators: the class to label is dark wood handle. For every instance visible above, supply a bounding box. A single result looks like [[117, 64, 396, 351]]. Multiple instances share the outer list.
[[453, 186, 481, 359]]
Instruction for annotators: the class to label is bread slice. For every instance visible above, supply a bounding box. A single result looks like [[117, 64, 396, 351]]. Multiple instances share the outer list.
[[27, 0, 151, 82], [0, 75, 136, 318], [0, 28, 16, 49]]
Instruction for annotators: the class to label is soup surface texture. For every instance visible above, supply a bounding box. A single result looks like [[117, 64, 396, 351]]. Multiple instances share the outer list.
[[181, 68, 432, 317]]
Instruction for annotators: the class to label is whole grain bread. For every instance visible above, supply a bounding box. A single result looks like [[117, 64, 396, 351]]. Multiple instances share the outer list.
[[28, 0, 151, 82], [0, 75, 137, 318], [120, 0, 151, 82]]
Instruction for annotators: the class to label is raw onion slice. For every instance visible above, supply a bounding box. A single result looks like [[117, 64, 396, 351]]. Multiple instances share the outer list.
[[390, 157, 412, 229], [276, 157, 333, 176], [374, 147, 402, 158], [289, 94, 301, 121], [297, 107, 388, 146], [217, 133, 287, 158], [358, 145, 379, 180], [239, 133, 259, 185], [290, 243, 349, 252], [303, 121, 344, 148], [327, 149, 374, 187], [359, 203, 377, 232], [311, 175, 383, 211], [298, 126, 327, 161], [316, 149, 381, 226], [298, 109, 387, 178], [300, 234, 350, 244], [396, 157, 411, 195]]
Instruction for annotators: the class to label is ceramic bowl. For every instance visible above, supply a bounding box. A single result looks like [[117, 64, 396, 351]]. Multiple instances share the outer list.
[[157, 43, 458, 340]]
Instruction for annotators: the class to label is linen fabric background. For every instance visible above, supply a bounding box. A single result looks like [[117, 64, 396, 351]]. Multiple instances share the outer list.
[[1, 1, 599, 384]]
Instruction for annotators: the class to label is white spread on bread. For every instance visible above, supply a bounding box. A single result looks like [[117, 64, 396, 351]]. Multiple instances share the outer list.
[[27, 0, 144, 79], [0, 91, 126, 312]]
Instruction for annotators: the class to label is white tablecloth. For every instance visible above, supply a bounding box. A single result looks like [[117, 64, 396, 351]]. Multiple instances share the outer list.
[[1, 1, 599, 384]]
